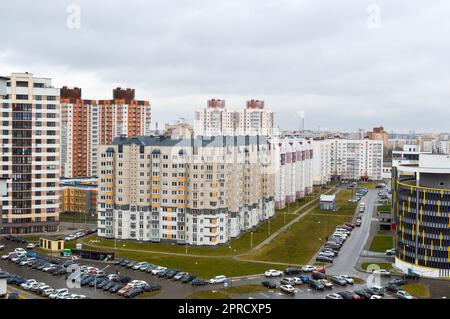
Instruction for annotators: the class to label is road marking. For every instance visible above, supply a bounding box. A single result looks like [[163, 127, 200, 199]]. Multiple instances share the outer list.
[[259, 293, 270, 298]]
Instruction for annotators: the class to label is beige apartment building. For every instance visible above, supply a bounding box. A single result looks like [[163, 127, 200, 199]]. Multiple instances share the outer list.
[[97, 134, 275, 245], [0, 72, 60, 234]]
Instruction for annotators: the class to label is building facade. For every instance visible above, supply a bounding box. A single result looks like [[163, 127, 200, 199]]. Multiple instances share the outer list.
[[271, 137, 313, 209], [60, 178, 98, 215], [0, 72, 60, 234], [97, 135, 275, 245], [194, 99, 274, 137], [393, 154, 450, 278], [311, 138, 383, 184], [60, 87, 151, 178]]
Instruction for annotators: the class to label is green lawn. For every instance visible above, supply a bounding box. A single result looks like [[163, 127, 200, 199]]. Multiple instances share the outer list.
[[79, 210, 297, 257], [369, 235, 394, 252], [186, 284, 269, 299], [314, 188, 357, 216], [244, 214, 353, 264], [361, 262, 393, 271], [402, 283, 430, 299], [377, 205, 391, 213], [69, 241, 294, 278]]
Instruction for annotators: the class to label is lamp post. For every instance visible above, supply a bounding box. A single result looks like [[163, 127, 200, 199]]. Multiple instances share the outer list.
[[94, 265, 110, 297], [268, 219, 271, 236], [250, 232, 253, 248]]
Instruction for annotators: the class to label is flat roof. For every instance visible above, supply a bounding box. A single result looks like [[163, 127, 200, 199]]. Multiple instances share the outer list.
[[320, 194, 336, 202]]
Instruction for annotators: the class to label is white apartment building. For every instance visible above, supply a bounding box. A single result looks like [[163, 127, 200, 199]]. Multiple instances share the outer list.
[[271, 137, 314, 209], [0, 72, 60, 234], [97, 135, 275, 245], [312, 138, 383, 183], [194, 99, 274, 137]]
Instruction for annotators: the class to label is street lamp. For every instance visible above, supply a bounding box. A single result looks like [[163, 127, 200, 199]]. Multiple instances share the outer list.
[[250, 232, 253, 248], [94, 265, 110, 297], [268, 219, 271, 236]]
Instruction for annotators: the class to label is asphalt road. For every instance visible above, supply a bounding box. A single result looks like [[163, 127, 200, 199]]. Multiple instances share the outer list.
[[326, 188, 378, 277]]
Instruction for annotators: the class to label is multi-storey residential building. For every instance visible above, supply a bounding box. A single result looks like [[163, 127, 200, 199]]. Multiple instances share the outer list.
[[311, 139, 332, 185], [60, 87, 151, 178], [98, 88, 152, 145], [194, 99, 274, 137], [60, 178, 98, 215], [97, 134, 275, 245], [60, 87, 99, 178], [271, 136, 313, 209], [392, 154, 450, 278], [311, 138, 383, 183], [0, 72, 60, 234]]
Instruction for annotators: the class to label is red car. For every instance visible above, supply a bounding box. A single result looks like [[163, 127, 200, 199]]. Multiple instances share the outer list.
[[344, 223, 355, 229], [316, 267, 326, 274]]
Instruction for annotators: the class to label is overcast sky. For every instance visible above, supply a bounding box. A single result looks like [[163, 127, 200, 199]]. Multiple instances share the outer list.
[[1, 0, 449, 133]]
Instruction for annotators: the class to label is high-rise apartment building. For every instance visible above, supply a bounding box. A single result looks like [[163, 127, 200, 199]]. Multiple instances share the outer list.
[[97, 134, 275, 245], [0, 72, 60, 234], [60, 87, 151, 178], [194, 99, 274, 137], [272, 137, 314, 209], [312, 138, 383, 183]]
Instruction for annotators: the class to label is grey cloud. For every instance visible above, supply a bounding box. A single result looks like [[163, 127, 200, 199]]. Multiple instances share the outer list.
[[1, 0, 450, 133]]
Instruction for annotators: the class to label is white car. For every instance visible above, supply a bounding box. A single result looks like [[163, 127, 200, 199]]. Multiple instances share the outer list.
[[372, 269, 391, 277], [293, 277, 303, 285], [20, 279, 37, 289], [302, 265, 316, 272], [318, 279, 333, 288], [280, 284, 296, 294], [49, 288, 69, 299], [264, 269, 283, 277], [27, 243, 38, 249], [319, 251, 335, 258], [370, 295, 383, 299], [151, 266, 167, 275], [56, 292, 72, 299], [396, 290, 415, 299], [42, 288, 55, 297], [325, 293, 343, 299], [0, 244, 5, 250], [209, 275, 227, 284], [339, 275, 354, 284], [129, 280, 148, 288], [14, 248, 27, 254]]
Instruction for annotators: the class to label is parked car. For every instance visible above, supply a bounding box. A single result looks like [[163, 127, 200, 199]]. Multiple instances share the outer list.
[[26, 243, 38, 249], [261, 281, 276, 289], [264, 269, 283, 277], [109, 283, 125, 293], [309, 280, 325, 290], [355, 219, 362, 227], [366, 286, 384, 296], [280, 284, 296, 294], [325, 293, 343, 299], [404, 272, 421, 280], [191, 279, 209, 286], [316, 256, 333, 263], [280, 278, 296, 286], [14, 248, 27, 255], [124, 287, 144, 298], [209, 275, 227, 284], [372, 269, 391, 277], [0, 244, 5, 251], [144, 283, 161, 292], [295, 275, 310, 283], [283, 267, 301, 275], [174, 272, 188, 281], [385, 248, 397, 256], [151, 266, 167, 275], [354, 290, 371, 299], [311, 271, 326, 280], [385, 284, 401, 293], [181, 274, 196, 283], [330, 276, 347, 287], [337, 291, 354, 299], [389, 278, 406, 286], [301, 265, 316, 272], [370, 295, 383, 299], [339, 275, 354, 285], [396, 290, 415, 299], [318, 279, 333, 288]]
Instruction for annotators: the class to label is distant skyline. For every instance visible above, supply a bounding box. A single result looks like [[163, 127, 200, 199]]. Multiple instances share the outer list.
[[1, 1, 450, 134]]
